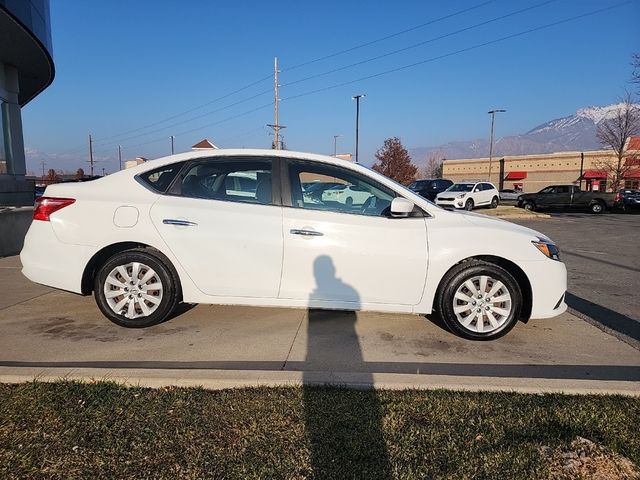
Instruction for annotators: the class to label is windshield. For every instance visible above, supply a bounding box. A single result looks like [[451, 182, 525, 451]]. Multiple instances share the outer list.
[[408, 180, 431, 189], [446, 183, 474, 192]]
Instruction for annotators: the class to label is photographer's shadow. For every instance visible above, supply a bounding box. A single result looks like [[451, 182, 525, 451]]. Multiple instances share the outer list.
[[303, 255, 392, 478]]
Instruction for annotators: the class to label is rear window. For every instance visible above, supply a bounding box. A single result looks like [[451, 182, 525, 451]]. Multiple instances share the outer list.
[[137, 163, 185, 193]]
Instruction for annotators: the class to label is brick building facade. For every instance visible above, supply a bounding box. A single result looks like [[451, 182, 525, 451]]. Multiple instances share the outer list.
[[442, 138, 640, 193]]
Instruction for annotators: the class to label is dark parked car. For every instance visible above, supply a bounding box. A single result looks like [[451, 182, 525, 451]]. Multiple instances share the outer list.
[[614, 188, 640, 212], [517, 185, 616, 214], [408, 178, 453, 201]]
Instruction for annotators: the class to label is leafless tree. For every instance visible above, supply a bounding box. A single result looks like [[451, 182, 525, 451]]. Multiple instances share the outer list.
[[631, 53, 640, 93], [46, 168, 61, 185], [595, 94, 640, 190], [418, 153, 444, 179], [75, 168, 85, 179]]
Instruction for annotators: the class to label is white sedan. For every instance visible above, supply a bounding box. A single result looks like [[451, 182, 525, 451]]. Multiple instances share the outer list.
[[21, 149, 567, 340]]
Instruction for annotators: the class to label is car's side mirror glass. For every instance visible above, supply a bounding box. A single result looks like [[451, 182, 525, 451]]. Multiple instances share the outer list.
[[390, 197, 414, 217]]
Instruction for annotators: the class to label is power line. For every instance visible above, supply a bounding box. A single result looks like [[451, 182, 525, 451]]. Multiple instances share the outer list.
[[60, 73, 273, 154], [91, 87, 272, 149], [94, 0, 547, 153], [112, 102, 274, 152], [283, 0, 497, 72], [281, 0, 556, 89], [282, 1, 633, 104], [60, 1, 499, 153]]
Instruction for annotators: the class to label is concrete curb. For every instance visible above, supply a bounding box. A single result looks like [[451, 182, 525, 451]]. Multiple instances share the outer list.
[[1, 367, 638, 396]]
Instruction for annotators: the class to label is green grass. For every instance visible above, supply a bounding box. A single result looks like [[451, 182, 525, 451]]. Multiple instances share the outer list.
[[0, 382, 638, 479]]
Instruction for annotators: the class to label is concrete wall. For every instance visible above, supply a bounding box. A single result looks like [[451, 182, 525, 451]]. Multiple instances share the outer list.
[[0, 206, 32, 256]]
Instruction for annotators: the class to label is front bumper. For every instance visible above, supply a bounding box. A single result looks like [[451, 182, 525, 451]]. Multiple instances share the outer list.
[[435, 197, 465, 209], [521, 258, 568, 319]]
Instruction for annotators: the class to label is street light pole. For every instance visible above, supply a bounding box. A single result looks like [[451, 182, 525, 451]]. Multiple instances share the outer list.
[[487, 109, 506, 183], [333, 134, 342, 156], [170, 135, 175, 155], [118, 145, 122, 170], [352, 94, 365, 163]]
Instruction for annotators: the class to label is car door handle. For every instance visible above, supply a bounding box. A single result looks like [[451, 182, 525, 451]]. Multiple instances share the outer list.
[[290, 228, 323, 237], [163, 219, 198, 227]]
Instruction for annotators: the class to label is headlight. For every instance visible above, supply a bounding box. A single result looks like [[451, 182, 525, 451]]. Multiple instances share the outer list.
[[457, 193, 466, 198], [532, 238, 560, 261]]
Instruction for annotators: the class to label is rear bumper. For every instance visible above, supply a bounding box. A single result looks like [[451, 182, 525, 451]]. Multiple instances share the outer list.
[[20, 221, 96, 294]]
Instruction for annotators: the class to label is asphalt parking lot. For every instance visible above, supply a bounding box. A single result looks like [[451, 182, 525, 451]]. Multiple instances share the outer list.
[[1, 218, 639, 394], [513, 211, 639, 348]]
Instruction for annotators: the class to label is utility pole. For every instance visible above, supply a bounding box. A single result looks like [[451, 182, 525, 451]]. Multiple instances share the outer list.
[[170, 135, 175, 155], [267, 57, 285, 149], [118, 145, 122, 170], [352, 94, 365, 163], [41, 161, 46, 183], [88, 133, 95, 176], [333, 134, 342, 156], [102, 167, 106, 176], [487, 109, 506, 183]]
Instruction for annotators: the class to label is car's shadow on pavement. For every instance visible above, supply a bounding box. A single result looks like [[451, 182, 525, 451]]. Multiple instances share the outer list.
[[565, 292, 639, 344]]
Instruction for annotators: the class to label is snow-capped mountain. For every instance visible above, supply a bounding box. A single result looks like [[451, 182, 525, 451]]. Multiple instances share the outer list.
[[411, 103, 636, 165]]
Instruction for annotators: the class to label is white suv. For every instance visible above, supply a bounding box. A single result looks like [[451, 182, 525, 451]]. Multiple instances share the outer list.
[[436, 181, 500, 210]]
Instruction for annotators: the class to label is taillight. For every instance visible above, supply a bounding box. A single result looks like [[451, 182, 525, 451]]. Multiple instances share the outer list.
[[614, 192, 621, 202], [33, 197, 76, 221]]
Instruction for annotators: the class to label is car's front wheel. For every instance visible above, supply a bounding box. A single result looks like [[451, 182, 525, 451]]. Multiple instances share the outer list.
[[94, 249, 181, 328], [464, 199, 475, 211], [522, 201, 535, 211], [436, 260, 522, 340], [490, 196, 499, 208]]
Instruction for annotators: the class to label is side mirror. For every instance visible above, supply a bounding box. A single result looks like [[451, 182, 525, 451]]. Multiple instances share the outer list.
[[474, 187, 480, 192], [390, 197, 414, 217]]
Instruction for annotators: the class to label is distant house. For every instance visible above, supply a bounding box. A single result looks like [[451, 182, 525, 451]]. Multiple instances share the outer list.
[[192, 139, 218, 150], [124, 157, 148, 169]]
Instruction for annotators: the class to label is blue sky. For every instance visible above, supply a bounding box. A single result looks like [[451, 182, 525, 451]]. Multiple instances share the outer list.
[[21, 0, 640, 174]]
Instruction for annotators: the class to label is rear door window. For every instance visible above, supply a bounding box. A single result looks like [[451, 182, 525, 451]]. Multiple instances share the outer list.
[[176, 158, 273, 205], [137, 162, 186, 193]]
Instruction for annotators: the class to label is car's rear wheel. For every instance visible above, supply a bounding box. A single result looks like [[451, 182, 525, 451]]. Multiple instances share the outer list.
[[436, 260, 522, 340], [590, 201, 604, 214], [94, 249, 180, 328], [465, 199, 474, 211], [491, 196, 499, 208], [345, 197, 353, 207]]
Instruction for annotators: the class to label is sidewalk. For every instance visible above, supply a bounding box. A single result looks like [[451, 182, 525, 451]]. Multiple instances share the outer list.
[[1, 255, 638, 395]]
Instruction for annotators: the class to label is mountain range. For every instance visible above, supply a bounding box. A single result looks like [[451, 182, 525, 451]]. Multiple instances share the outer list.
[[410, 103, 633, 165]]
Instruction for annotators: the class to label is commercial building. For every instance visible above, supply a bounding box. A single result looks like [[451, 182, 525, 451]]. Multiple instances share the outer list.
[[442, 137, 640, 193], [0, 0, 54, 205]]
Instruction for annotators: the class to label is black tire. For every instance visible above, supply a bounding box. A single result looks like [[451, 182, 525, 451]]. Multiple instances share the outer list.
[[590, 201, 604, 214], [491, 196, 499, 209], [464, 199, 474, 211], [94, 249, 181, 328], [345, 197, 353, 207], [522, 201, 535, 211], [436, 260, 522, 341]]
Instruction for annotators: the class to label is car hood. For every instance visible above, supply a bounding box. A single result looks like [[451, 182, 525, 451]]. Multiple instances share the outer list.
[[456, 210, 551, 242]]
